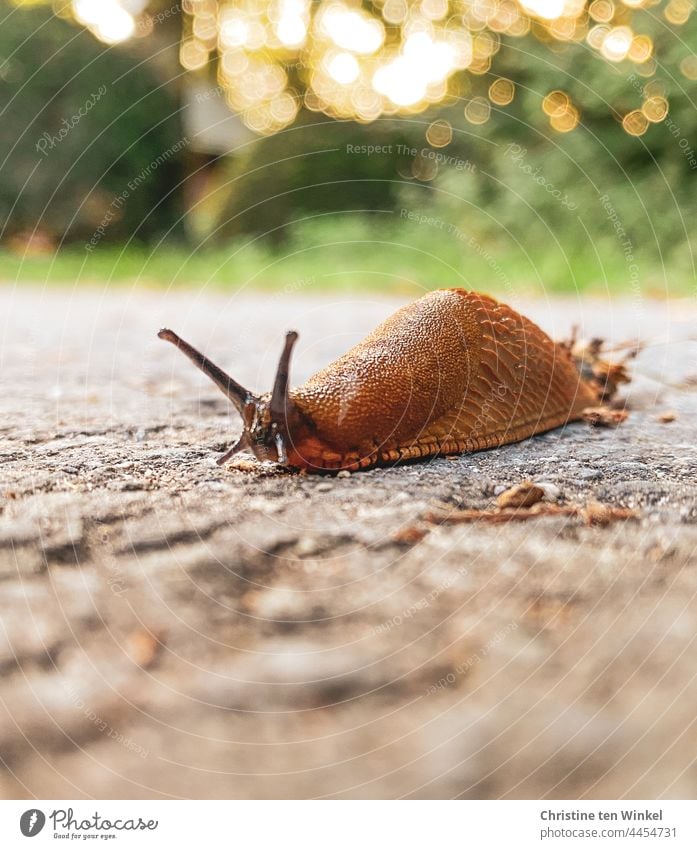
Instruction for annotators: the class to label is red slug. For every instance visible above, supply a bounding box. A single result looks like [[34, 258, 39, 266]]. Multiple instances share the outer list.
[[159, 289, 601, 473]]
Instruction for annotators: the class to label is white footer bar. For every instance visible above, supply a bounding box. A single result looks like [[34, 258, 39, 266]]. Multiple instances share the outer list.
[[2, 800, 696, 848]]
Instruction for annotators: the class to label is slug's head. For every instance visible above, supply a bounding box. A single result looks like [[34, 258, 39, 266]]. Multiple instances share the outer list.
[[157, 328, 303, 467]]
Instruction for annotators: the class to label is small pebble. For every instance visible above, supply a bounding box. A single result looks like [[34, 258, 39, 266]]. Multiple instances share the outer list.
[[315, 482, 333, 492], [578, 468, 602, 481], [118, 478, 143, 491], [536, 482, 561, 501], [296, 536, 320, 557], [337, 470, 351, 479]]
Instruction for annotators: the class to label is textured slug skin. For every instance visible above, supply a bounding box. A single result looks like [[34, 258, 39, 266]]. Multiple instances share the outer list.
[[283, 289, 599, 472]]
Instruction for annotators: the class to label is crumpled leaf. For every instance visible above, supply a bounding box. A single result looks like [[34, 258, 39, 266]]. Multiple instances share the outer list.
[[561, 330, 639, 402], [496, 480, 545, 509], [582, 406, 629, 427], [425, 499, 638, 527]]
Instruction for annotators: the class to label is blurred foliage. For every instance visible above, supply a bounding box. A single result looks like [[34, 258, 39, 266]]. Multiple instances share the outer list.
[[215, 117, 422, 242], [416, 17, 697, 282], [1, 213, 691, 294], [0, 2, 184, 245], [213, 11, 697, 286], [0, 1, 695, 293]]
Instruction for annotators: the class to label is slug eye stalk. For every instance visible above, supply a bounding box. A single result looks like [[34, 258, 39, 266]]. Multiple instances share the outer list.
[[268, 331, 298, 465], [157, 327, 300, 466], [157, 328, 256, 414]]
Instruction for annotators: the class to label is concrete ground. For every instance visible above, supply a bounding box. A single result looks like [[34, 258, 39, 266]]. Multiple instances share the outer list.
[[1, 285, 696, 799]]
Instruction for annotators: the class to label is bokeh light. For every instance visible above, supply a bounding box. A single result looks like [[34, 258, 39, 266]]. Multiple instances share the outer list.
[[642, 95, 669, 123], [489, 77, 515, 105], [426, 118, 453, 146], [623, 109, 649, 135], [600, 26, 634, 62], [680, 54, 697, 79], [542, 90, 570, 118], [465, 95, 491, 124], [72, 0, 144, 43]]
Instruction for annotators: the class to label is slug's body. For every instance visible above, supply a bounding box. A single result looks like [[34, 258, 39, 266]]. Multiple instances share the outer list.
[[159, 289, 600, 473]]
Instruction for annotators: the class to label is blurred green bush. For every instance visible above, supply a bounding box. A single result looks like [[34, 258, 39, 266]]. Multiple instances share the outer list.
[[1, 3, 695, 292], [0, 3, 184, 246], [213, 16, 696, 289]]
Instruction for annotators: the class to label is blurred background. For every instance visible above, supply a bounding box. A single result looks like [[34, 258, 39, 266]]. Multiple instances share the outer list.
[[0, 0, 695, 295]]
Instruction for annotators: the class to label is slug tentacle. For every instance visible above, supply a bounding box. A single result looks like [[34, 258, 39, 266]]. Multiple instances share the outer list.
[[157, 328, 257, 414], [159, 289, 616, 474], [216, 432, 250, 466], [269, 331, 299, 465]]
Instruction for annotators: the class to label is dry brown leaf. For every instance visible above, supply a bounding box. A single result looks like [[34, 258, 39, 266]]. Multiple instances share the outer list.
[[229, 459, 259, 472], [496, 481, 545, 509], [125, 629, 164, 669], [589, 360, 633, 401], [581, 500, 637, 526], [425, 499, 637, 527], [657, 410, 678, 423], [424, 503, 577, 525], [391, 524, 430, 544], [568, 336, 638, 402]]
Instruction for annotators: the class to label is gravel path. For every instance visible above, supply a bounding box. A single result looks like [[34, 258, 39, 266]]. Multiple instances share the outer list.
[[1, 286, 696, 799]]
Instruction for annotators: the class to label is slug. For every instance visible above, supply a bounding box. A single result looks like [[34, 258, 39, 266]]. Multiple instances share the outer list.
[[158, 288, 602, 473]]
